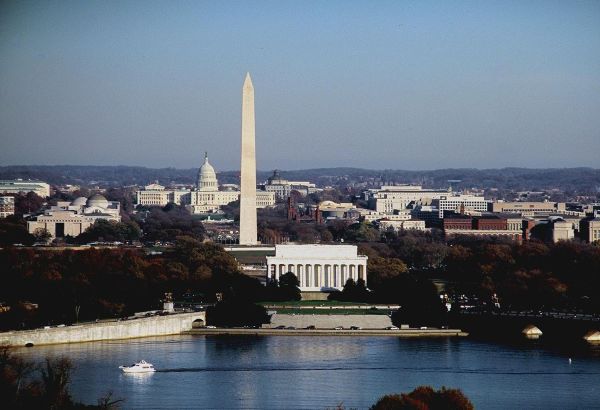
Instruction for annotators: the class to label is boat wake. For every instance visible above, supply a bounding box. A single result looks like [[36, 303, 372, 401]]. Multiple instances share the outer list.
[[156, 366, 600, 375]]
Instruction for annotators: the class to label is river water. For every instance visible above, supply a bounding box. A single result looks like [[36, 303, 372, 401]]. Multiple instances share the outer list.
[[15, 335, 600, 409]]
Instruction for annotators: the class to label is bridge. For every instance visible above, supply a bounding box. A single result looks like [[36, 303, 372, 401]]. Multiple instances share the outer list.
[[453, 310, 600, 343]]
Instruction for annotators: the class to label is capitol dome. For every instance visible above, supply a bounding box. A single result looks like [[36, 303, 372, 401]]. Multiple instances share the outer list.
[[71, 196, 88, 207], [197, 152, 218, 191], [86, 194, 109, 208]]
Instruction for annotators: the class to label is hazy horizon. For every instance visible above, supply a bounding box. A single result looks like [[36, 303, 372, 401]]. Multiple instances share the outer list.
[[2, 1, 599, 170], [2, 163, 599, 174]]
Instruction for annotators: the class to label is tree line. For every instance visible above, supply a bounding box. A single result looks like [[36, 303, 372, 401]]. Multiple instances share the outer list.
[[2, 223, 600, 331], [363, 229, 600, 313], [0, 237, 308, 330]]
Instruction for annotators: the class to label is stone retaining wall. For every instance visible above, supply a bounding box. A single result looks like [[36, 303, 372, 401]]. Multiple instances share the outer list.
[[187, 328, 467, 337], [0, 312, 205, 347]]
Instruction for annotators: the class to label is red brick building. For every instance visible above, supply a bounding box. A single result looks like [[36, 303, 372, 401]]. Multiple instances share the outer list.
[[443, 217, 473, 230], [474, 217, 507, 230]]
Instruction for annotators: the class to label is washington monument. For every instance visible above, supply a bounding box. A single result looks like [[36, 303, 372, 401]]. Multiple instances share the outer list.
[[239, 73, 258, 245]]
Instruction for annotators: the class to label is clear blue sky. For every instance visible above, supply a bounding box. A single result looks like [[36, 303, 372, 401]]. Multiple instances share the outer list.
[[1, 0, 599, 170]]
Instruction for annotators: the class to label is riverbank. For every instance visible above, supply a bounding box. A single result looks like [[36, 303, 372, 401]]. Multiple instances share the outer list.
[[185, 327, 468, 337]]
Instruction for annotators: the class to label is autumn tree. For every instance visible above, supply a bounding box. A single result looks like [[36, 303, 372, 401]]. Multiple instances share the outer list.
[[0, 216, 34, 246], [344, 221, 380, 243], [367, 256, 408, 292], [370, 386, 474, 410]]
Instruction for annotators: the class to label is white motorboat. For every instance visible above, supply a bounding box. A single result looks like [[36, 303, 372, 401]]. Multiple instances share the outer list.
[[119, 360, 156, 373]]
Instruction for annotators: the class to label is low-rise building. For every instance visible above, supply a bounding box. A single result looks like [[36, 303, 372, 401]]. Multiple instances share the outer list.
[[262, 170, 321, 199], [443, 216, 473, 230], [580, 217, 600, 244], [410, 205, 441, 227], [365, 185, 451, 213], [434, 194, 489, 218], [358, 209, 411, 222], [311, 201, 356, 220], [55, 184, 81, 194], [378, 219, 427, 232], [506, 215, 523, 232], [444, 229, 523, 242], [0, 179, 50, 198], [552, 220, 575, 242], [489, 201, 566, 216], [582, 204, 600, 216], [474, 217, 507, 230], [443, 215, 522, 242], [0, 196, 15, 218], [136, 183, 191, 207]]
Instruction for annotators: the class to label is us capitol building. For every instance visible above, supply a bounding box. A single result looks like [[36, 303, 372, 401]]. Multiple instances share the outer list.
[[135, 153, 275, 214]]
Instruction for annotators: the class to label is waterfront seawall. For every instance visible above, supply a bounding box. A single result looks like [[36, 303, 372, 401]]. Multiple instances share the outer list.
[[0, 312, 206, 347], [186, 328, 467, 337]]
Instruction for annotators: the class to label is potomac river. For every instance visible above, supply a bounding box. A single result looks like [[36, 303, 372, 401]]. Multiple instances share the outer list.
[[15, 335, 600, 409]]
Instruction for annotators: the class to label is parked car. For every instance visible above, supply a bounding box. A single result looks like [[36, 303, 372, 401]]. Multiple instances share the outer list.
[[385, 326, 399, 330], [350, 326, 361, 330], [305, 325, 316, 330], [334, 326, 343, 330]]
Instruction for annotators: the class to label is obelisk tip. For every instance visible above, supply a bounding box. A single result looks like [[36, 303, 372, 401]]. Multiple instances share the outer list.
[[243, 72, 253, 88]]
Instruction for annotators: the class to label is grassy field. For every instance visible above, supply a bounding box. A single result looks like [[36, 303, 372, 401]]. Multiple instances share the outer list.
[[259, 300, 371, 307], [268, 308, 391, 315]]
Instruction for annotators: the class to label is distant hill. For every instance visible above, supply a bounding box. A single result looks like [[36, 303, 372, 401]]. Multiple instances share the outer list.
[[0, 165, 199, 187], [0, 165, 599, 193]]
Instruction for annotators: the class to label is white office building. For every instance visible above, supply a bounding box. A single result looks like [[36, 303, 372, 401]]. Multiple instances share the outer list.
[[0, 180, 50, 198], [434, 194, 490, 218], [262, 170, 321, 199], [365, 185, 451, 213], [136, 184, 191, 207], [489, 201, 567, 216], [379, 219, 427, 232], [552, 220, 575, 243]]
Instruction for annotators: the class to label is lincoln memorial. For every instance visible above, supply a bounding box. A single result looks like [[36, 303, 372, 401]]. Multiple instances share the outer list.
[[266, 244, 368, 292]]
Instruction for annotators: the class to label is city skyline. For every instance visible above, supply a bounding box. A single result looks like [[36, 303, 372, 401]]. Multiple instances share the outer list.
[[1, 1, 599, 170]]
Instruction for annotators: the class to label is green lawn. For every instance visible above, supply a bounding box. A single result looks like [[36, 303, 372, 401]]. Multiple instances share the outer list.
[[269, 308, 390, 315], [258, 300, 370, 307]]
